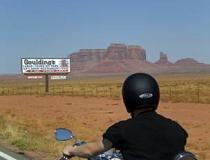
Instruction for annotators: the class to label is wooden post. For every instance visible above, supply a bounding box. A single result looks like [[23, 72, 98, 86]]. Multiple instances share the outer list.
[[197, 84, 200, 103], [45, 74, 49, 93]]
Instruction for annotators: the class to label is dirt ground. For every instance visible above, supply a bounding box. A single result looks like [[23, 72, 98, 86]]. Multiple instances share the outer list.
[[0, 95, 210, 159]]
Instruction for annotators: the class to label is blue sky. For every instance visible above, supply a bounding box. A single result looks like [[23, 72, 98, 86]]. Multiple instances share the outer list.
[[0, 0, 210, 74]]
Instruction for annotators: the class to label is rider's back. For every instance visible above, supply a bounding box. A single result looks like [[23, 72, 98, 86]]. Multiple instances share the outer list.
[[103, 110, 188, 160]]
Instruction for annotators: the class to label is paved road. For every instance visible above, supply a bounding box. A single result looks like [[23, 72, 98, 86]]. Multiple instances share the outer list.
[[0, 147, 31, 160]]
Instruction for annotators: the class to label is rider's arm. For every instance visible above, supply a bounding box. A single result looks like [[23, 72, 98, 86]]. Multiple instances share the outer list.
[[63, 137, 113, 158]]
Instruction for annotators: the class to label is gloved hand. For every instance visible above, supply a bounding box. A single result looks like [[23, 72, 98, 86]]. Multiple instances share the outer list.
[[59, 154, 73, 160]]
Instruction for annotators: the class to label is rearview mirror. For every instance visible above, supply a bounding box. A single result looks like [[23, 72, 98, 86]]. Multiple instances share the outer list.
[[54, 128, 74, 141]]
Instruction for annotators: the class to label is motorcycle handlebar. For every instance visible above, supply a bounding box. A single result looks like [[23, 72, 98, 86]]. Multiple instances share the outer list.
[[59, 141, 85, 160]]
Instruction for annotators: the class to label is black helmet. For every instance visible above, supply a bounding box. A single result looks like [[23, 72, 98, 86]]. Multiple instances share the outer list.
[[122, 73, 160, 113]]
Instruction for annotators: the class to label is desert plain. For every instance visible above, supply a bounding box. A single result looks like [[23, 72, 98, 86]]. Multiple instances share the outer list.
[[0, 95, 209, 159]]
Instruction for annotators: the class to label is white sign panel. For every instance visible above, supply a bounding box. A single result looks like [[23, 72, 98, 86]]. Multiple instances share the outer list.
[[21, 58, 70, 74], [51, 75, 67, 80]]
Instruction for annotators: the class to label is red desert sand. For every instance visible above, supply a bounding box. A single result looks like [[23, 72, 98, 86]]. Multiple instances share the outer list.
[[0, 96, 209, 159]]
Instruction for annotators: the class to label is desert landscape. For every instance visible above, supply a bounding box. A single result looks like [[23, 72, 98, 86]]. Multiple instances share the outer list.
[[1, 1, 210, 160], [1, 51, 210, 159], [0, 93, 210, 159]]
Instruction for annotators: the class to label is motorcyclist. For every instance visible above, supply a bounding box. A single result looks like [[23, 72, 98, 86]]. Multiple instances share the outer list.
[[63, 73, 188, 160]]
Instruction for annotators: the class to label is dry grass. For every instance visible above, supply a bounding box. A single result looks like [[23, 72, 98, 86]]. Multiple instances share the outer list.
[[0, 113, 70, 159], [1, 73, 210, 103]]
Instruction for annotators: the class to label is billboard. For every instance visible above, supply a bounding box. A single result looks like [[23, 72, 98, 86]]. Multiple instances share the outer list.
[[21, 58, 70, 74]]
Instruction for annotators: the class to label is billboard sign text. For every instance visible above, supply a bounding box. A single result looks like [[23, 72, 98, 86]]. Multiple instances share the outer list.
[[21, 58, 70, 74]]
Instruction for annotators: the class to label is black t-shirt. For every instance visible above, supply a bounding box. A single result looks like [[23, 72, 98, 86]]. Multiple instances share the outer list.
[[103, 111, 188, 160]]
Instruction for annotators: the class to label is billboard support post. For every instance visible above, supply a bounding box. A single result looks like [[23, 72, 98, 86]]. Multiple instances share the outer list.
[[45, 74, 49, 93]]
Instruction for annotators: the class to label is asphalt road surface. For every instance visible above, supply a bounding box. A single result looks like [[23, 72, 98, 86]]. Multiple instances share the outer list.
[[0, 147, 31, 160]]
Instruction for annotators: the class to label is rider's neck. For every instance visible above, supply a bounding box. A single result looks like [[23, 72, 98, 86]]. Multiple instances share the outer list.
[[131, 108, 154, 118]]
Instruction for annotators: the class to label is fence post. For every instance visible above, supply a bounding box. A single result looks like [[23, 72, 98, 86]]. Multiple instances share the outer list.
[[83, 87, 86, 97], [169, 87, 172, 101], [96, 87, 98, 97], [109, 87, 112, 98], [197, 84, 200, 103]]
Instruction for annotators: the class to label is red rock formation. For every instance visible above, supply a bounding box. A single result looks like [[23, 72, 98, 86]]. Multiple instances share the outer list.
[[68, 44, 210, 75], [70, 49, 106, 62], [175, 58, 201, 66], [69, 43, 147, 74], [127, 45, 146, 60], [104, 43, 146, 60], [104, 43, 127, 60], [155, 52, 173, 65], [70, 43, 146, 62]]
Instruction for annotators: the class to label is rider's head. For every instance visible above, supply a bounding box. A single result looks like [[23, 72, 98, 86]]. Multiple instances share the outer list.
[[122, 73, 160, 114]]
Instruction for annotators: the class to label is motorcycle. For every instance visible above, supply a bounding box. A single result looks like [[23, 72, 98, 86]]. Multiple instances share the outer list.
[[54, 128, 197, 160], [54, 128, 123, 160]]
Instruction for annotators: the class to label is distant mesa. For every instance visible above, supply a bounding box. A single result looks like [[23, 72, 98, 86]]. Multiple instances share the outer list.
[[175, 58, 202, 66], [69, 43, 147, 74], [68, 43, 210, 75], [70, 43, 146, 62], [70, 49, 106, 62], [105, 43, 146, 60]]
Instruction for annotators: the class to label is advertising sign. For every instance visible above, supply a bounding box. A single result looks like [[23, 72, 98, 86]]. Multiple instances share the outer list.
[[51, 75, 67, 80], [21, 58, 70, 74]]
